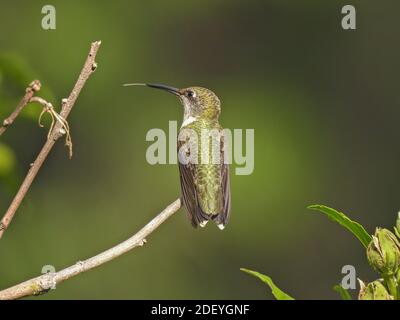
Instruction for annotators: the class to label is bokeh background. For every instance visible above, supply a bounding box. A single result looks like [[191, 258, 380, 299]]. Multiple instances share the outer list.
[[0, 0, 399, 299]]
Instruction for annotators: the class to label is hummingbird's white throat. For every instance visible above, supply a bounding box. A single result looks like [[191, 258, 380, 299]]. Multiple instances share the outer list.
[[181, 116, 197, 128], [181, 100, 198, 128]]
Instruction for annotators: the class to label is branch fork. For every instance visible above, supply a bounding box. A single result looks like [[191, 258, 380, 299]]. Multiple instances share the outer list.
[[0, 40, 183, 301], [0, 40, 102, 239]]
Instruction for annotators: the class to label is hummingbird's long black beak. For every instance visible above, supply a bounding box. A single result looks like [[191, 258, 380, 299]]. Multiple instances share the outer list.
[[123, 83, 181, 96]]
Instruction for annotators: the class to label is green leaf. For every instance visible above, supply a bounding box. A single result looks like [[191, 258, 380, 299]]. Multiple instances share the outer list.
[[240, 268, 294, 300], [395, 212, 400, 239], [333, 284, 352, 300], [308, 205, 372, 248]]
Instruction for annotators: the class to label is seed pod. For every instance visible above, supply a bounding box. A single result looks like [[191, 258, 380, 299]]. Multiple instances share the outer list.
[[358, 280, 393, 300], [367, 228, 400, 276]]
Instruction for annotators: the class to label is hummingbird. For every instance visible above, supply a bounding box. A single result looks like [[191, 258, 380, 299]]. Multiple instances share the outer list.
[[124, 83, 231, 229]]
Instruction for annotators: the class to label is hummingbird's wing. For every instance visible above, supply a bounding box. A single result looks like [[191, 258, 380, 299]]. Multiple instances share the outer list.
[[212, 133, 231, 228], [177, 139, 207, 227]]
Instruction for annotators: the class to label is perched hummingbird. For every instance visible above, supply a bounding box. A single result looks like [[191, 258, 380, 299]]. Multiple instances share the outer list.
[[124, 83, 231, 229]]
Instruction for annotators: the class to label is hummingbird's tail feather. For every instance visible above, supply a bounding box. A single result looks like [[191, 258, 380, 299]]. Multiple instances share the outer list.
[[185, 200, 229, 230], [212, 162, 232, 230], [211, 187, 231, 230], [193, 202, 230, 230], [212, 213, 228, 230], [191, 205, 211, 228], [186, 196, 229, 230]]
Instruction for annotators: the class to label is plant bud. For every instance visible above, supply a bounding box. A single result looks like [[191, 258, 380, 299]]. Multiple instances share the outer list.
[[396, 269, 400, 284], [395, 212, 400, 239], [358, 280, 393, 300], [367, 228, 400, 276]]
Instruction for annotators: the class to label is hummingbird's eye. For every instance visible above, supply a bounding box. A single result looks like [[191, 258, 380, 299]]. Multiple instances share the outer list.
[[186, 90, 196, 98]]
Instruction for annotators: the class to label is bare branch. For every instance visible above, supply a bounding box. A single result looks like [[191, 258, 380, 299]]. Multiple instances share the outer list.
[[0, 80, 41, 136], [0, 198, 182, 300], [0, 41, 102, 239]]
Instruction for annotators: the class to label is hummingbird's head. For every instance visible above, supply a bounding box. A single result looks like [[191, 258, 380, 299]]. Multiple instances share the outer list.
[[179, 86, 221, 121], [123, 83, 221, 121]]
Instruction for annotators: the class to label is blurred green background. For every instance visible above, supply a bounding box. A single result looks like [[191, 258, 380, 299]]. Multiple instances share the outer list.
[[0, 0, 399, 299]]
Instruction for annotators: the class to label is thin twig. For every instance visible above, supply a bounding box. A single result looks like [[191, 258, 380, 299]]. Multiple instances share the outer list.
[[0, 41, 102, 239], [0, 80, 42, 136], [0, 198, 182, 300]]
